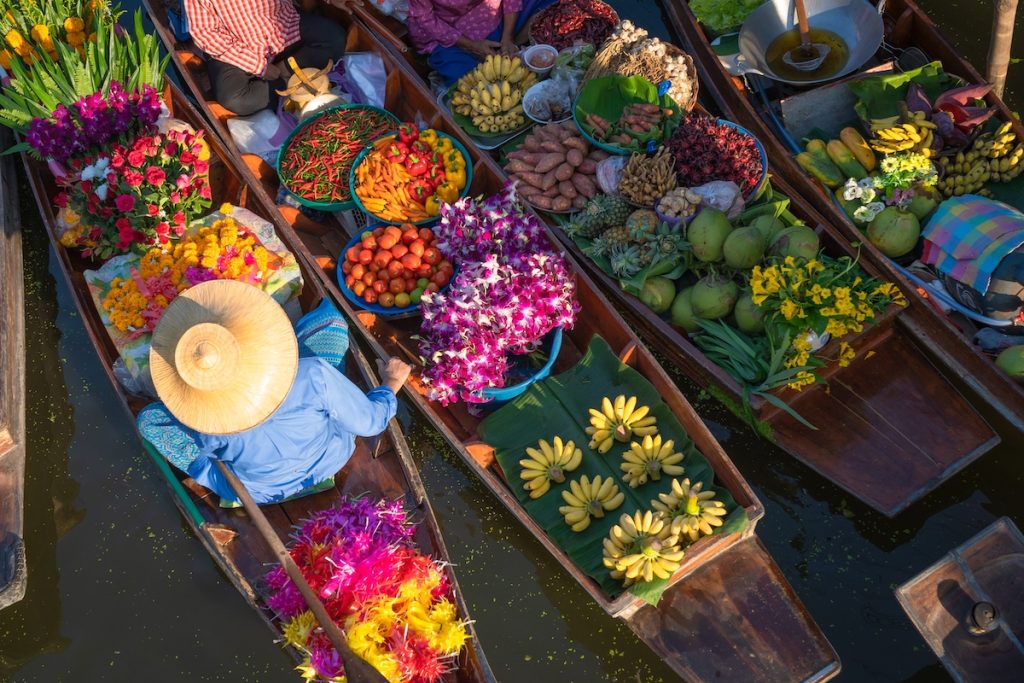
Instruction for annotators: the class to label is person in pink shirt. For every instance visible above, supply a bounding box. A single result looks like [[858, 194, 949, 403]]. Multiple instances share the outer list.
[[407, 0, 557, 86]]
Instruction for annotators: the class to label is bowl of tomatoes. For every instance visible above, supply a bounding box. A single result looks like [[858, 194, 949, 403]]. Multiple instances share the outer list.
[[337, 223, 456, 317]]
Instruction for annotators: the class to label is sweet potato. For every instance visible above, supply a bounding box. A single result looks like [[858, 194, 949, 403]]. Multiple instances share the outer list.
[[516, 171, 546, 188], [576, 159, 597, 174], [573, 195, 587, 209], [571, 173, 598, 198], [543, 184, 560, 198], [554, 163, 574, 181], [552, 196, 573, 211], [535, 152, 565, 174], [540, 140, 565, 153], [563, 136, 588, 152], [566, 148, 584, 167], [530, 195, 555, 210], [541, 170, 558, 190], [588, 149, 610, 161], [558, 180, 577, 199], [523, 136, 543, 152], [550, 125, 575, 141], [504, 159, 534, 174], [517, 183, 542, 197]]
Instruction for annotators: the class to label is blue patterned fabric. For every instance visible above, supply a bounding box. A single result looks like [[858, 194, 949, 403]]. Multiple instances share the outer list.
[[139, 403, 203, 472], [295, 297, 349, 371]]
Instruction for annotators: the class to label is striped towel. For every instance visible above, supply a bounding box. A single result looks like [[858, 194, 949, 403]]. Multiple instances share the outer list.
[[921, 195, 1024, 293]]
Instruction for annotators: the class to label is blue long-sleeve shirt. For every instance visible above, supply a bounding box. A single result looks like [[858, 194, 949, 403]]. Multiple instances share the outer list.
[[152, 357, 397, 504]]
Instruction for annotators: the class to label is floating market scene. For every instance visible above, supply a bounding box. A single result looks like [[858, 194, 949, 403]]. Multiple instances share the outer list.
[[2, 0, 1024, 681]]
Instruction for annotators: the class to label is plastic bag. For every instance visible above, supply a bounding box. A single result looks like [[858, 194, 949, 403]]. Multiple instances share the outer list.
[[227, 109, 290, 164], [691, 180, 745, 219], [113, 358, 157, 399], [339, 53, 387, 108], [367, 0, 408, 21], [522, 78, 573, 123], [596, 156, 627, 195]]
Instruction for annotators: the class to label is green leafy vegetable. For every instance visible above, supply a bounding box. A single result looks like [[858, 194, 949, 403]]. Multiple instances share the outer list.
[[690, 0, 765, 33]]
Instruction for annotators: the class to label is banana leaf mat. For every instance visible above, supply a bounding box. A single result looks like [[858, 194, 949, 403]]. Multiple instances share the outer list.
[[478, 335, 747, 605]]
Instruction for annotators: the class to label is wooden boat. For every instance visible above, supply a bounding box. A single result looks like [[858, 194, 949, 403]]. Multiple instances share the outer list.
[[0, 127, 27, 611], [665, 0, 1024, 432], [145, 5, 842, 680], [552, 170, 1000, 517], [20, 81, 493, 681], [896, 516, 1024, 681]]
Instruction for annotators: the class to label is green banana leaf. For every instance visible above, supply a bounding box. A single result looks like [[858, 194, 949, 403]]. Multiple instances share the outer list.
[[849, 61, 961, 120], [478, 336, 747, 605], [574, 75, 682, 153]]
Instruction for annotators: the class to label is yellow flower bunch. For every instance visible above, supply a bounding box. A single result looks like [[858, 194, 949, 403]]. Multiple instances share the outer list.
[[751, 254, 907, 390], [0, 0, 110, 66]]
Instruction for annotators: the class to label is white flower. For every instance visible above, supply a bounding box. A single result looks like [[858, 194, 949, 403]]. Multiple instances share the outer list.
[[857, 177, 877, 190], [861, 187, 877, 203], [94, 183, 109, 201], [842, 178, 862, 201]]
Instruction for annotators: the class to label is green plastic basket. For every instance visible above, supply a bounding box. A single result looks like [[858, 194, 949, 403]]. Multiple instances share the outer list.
[[276, 104, 399, 212], [573, 75, 681, 155], [349, 130, 474, 225]]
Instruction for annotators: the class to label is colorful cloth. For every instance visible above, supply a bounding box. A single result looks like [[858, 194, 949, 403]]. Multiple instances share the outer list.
[[84, 206, 303, 392], [295, 297, 350, 371], [921, 195, 1024, 293], [424, 0, 557, 86], [183, 0, 300, 76], [408, 0, 522, 53]]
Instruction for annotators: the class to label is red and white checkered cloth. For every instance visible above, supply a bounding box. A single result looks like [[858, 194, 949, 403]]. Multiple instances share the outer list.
[[183, 0, 300, 76]]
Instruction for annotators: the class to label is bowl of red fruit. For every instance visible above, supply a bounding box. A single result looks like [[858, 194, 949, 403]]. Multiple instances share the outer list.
[[337, 223, 457, 318]]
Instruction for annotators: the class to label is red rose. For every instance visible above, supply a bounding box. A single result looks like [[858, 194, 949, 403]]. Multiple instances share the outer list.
[[99, 207, 113, 218], [164, 143, 177, 156], [54, 192, 69, 208], [145, 166, 166, 186], [124, 170, 144, 187], [170, 191, 181, 203], [180, 151, 195, 165], [194, 160, 209, 175], [155, 221, 170, 235], [173, 224, 186, 237], [115, 194, 136, 212], [173, 211, 186, 226], [147, 203, 159, 216], [199, 186, 212, 200], [110, 154, 125, 170], [81, 180, 93, 193], [127, 150, 145, 167], [106, 172, 117, 185], [174, 174, 190, 190]]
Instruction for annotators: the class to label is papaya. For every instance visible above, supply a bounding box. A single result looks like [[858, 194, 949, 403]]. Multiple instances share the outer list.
[[826, 140, 868, 180], [840, 126, 876, 172], [797, 140, 844, 188]]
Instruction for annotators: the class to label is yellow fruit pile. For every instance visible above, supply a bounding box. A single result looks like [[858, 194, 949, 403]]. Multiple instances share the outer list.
[[451, 54, 537, 134]]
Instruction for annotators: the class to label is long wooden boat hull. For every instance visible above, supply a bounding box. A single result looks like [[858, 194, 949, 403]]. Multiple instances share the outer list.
[[145, 3, 842, 679], [21, 81, 493, 681], [0, 127, 26, 611], [666, 0, 1024, 433]]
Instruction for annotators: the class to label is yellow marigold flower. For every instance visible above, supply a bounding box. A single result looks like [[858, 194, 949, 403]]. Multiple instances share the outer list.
[[66, 30, 85, 47], [5, 29, 25, 49], [30, 24, 49, 43], [219, 203, 234, 214], [64, 17, 85, 33]]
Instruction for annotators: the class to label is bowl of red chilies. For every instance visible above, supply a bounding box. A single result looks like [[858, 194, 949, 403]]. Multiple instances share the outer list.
[[276, 104, 399, 212]]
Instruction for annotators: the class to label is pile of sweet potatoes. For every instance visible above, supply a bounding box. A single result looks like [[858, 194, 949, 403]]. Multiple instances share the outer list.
[[503, 122, 610, 211]]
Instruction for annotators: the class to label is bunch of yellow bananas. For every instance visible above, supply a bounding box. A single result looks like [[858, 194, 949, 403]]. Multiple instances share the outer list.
[[870, 120, 937, 156], [558, 475, 625, 532], [519, 436, 583, 499], [602, 510, 685, 586], [620, 434, 685, 489], [586, 395, 657, 453], [936, 122, 1023, 196], [651, 478, 727, 542], [451, 54, 536, 134]]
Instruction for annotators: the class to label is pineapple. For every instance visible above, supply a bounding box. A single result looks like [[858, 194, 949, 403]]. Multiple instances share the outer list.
[[565, 195, 632, 239], [626, 209, 660, 242], [610, 244, 643, 278]]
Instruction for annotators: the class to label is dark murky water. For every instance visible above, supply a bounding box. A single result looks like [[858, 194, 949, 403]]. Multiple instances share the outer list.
[[1, 1, 1023, 681]]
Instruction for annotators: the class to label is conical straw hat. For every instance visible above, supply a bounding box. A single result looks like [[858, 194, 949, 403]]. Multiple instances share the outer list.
[[150, 280, 298, 435]]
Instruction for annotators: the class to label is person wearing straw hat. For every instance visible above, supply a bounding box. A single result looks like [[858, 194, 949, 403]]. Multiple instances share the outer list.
[[136, 280, 411, 506]]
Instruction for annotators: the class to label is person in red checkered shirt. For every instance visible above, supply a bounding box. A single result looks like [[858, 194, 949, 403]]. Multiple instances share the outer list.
[[184, 0, 361, 116]]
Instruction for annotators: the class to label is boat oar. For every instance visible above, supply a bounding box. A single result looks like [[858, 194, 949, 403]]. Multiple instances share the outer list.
[[784, 0, 830, 72], [214, 460, 388, 683]]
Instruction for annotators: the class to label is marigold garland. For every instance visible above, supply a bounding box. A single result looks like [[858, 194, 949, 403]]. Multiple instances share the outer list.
[[266, 497, 470, 683]]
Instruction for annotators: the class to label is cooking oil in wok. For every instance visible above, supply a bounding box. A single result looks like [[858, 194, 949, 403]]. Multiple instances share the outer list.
[[765, 27, 849, 81]]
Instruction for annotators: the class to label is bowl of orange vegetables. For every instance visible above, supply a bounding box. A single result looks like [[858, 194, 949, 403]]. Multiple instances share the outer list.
[[350, 123, 473, 225]]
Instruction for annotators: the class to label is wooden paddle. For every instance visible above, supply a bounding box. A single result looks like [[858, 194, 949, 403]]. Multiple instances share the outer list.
[[214, 460, 388, 683]]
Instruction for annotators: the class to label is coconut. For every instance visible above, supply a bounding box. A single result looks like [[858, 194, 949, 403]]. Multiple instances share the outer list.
[[750, 214, 786, 241], [867, 207, 920, 258], [687, 208, 733, 263], [640, 276, 677, 314], [769, 225, 820, 260], [691, 275, 739, 319], [995, 345, 1024, 383], [906, 193, 939, 221], [670, 286, 700, 332], [733, 292, 765, 334], [723, 226, 767, 270]]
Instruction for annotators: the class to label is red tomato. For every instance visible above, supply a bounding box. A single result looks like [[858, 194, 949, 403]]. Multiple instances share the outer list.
[[422, 247, 441, 266], [401, 227, 419, 245], [424, 282, 440, 294], [362, 272, 376, 287], [344, 275, 355, 287], [358, 249, 373, 265], [351, 263, 366, 280], [401, 268, 415, 280], [369, 262, 380, 273], [352, 281, 366, 296], [394, 292, 411, 308], [341, 260, 353, 274], [378, 292, 396, 308], [438, 259, 452, 272], [377, 268, 391, 282], [401, 253, 422, 270], [418, 228, 434, 242], [387, 260, 405, 278], [384, 226, 403, 241], [432, 271, 450, 286], [408, 239, 426, 257], [416, 263, 433, 279], [361, 235, 378, 250], [378, 234, 398, 250], [373, 250, 393, 268], [389, 278, 405, 295], [363, 289, 378, 304], [373, 227, 385, 238], [405, 278, 417, 292], [372, 280, 387, 294], [391, 244, 409, 259], [346, 246, 361, 264]]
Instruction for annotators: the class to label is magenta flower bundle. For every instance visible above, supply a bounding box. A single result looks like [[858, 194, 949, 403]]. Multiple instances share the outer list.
[[419, 183, 580, 405], [25, 82, 162, 163]]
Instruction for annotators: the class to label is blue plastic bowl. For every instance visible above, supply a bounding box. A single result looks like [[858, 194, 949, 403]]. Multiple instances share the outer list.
[[349, 130, 474, 225], [474, 327, 564, 407], [335, 227, 456, 319], [716, 119, 768, 198]]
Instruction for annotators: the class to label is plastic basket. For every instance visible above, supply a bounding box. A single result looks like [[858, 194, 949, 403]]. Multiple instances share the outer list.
[[717, 119, 768, 198], [276, 104, 399, 213], [349, 130, 474, 226], [473, 327, 564, 407]]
